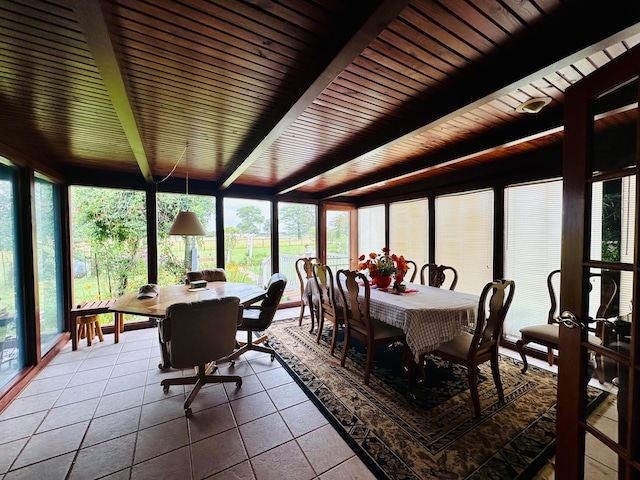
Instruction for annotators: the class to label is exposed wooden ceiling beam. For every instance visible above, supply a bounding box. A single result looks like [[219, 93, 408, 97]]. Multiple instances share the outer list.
[[67, 0, 153, 183], [214, 0, 411, 190]]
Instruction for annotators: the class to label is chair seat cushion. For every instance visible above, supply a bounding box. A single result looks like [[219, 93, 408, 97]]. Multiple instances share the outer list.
[[371, 317, 405, 341], [520, 324, 559, 344], [238, 309, 269, 330], [434, 331, 473, 359]]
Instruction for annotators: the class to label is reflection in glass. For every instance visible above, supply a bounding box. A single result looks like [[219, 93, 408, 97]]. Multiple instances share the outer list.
[[0, 163, 22, 389], [35, 178, 63, 354], [592, 79, 637, 176]]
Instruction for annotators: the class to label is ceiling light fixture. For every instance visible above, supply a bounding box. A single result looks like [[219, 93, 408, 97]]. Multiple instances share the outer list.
[[515, 97, 552, 114], [168, 144, 206, 270]]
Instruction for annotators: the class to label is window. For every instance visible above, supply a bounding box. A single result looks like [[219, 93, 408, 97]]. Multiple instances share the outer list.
[[358, 205, 385, 257], [390, 199, 429, 269], [35, 176, 64, 354], [278, 202, 317, 303], [503, 180, 562, 339], [0, 161, 23, 388], [223, 198, 271, 286], [158, 192, 216, 283], [325, 208, 351, 271], [435, 189, 493, 294], [71, 186, 148, 303]]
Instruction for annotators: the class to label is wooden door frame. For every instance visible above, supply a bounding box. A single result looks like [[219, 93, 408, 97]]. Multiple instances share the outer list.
[[557, 42, 640, 478]]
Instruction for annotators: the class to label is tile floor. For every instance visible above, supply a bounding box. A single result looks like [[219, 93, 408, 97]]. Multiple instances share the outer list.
[[0, 309, 375, 480], [0, 308, 618, 480]]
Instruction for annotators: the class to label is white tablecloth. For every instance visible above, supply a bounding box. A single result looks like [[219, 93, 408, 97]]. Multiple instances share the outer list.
[[308, 279, 479, 361], [365, 283, 478, 361]]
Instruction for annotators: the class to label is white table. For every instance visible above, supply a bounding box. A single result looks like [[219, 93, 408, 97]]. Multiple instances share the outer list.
[[310, 279, 479, 361], [363, 282, 479, 361]]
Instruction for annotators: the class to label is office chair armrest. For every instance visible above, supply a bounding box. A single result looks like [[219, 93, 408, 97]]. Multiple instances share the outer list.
[[157, 317, 170, 343], [237, 305, 244, 326]]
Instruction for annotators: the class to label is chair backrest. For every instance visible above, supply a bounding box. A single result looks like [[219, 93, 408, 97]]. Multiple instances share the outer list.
[[312, 263, 340, 322], [186, 268, 227, 283], [545, 269, 618, 325], [405, 260, 418, 282], [164, 296, 241, 368], [336, 269, 373, 336], [255, 273, 288, 325], [469, 279, 515, 360], [295, 257, 318, 295], [420, 263, 458, 290]]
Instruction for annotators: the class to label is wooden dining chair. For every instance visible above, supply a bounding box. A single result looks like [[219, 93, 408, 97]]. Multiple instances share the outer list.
[[404, 260, 418, 282], [336, 269, 408, 385], [516, 270, 617, 376], [295, 257, 319, 330], [312, 263, 344, 355], [429, 279, 515, 418], [419, 263, 458, 290]]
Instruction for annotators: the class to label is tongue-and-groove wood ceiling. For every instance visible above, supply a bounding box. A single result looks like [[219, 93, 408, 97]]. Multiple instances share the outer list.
[[1, 0, 639, 202]]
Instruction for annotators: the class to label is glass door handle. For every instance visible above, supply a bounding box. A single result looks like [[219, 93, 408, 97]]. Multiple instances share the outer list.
[[554, 310, 587, 330]]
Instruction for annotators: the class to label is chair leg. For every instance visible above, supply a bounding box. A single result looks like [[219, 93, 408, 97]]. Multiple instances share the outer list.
[[468, 365, 481, 418], [547, 348, 555, 366], [315, 315, 325, 344], [490, 354, 504, 404], [364, 342, 374, 385], [515, 339, 529, 374], [228, 331, 276, 362], [329, 321, 340, 356], [340, 328, 350, 367], [298, 301, 305, 326], [95, 321, 104, 342]]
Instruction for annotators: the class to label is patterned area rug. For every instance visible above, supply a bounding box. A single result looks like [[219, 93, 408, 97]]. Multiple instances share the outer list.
[[266, 318, 610, 480]]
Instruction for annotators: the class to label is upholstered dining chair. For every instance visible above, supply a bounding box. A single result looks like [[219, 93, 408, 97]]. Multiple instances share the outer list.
[[312, 263, 344, 355], [295, 256, 319, 330], [429, 279, 515, 418], [228, 273, 287, 364], [516, 270, 617, 376], [336, 269, 408, 385], [158, 296, 243, 417], [419, 263, 458, 290], [186, 268, 227, 284]]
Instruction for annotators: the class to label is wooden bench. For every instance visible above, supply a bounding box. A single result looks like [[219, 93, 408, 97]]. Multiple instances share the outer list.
[[70, 299, 123, 350]]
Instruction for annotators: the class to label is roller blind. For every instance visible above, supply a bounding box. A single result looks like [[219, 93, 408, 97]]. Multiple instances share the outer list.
[[389, 199, 429, 268], [358, 205, 385, 258]]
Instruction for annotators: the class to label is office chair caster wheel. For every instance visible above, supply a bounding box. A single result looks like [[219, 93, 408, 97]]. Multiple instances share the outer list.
[[230, 360, 235, 367], [270, 353, 275, 361], [163, 385, 169, 394], [236, 379, 242, 388], [185, 408, 192, 418]]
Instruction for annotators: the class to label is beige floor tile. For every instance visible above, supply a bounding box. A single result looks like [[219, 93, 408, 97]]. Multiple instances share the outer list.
[[318, 456, 378, 480], [250, 440, 315, 480], [280, 400, 328, 437], [239, 412, 293, 457], [134, 417, 189, 464], [3, 451, 75, 480], [68, 432, 136, 480], [297, 424, 354, 475], [191, 428, 248, 480], [231, 390, 277, 425], [188, 402, 237, 443], [130, 445, 192, 480]]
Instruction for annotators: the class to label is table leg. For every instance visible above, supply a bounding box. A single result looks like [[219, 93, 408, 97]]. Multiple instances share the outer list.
[[71, 313, 78, 351]]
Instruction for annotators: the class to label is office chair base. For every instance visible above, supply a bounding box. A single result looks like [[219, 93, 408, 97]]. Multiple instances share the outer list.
[[161, 364, 242, 416]]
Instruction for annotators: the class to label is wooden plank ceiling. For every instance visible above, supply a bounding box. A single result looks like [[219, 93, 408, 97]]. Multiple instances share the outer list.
[[1, 0, 639, 202]]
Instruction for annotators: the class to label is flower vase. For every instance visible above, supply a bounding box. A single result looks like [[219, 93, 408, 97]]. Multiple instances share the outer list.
[[374, 275, 392, 289]]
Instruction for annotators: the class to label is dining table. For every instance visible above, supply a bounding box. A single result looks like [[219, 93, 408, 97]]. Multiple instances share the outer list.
[[110, 281, 267, 368], [308, 278, 479, 362]]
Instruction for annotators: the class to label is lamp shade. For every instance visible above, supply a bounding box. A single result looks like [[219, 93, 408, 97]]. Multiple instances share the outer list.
[[169, 211, 206, 236]]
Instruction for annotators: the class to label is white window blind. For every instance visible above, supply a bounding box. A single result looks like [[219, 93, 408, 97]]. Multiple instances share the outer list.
[[435, 189, 493, 295], [503, 180, 562, 338], [389, 199, 429, 268], [358, 205, 386, 258]]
